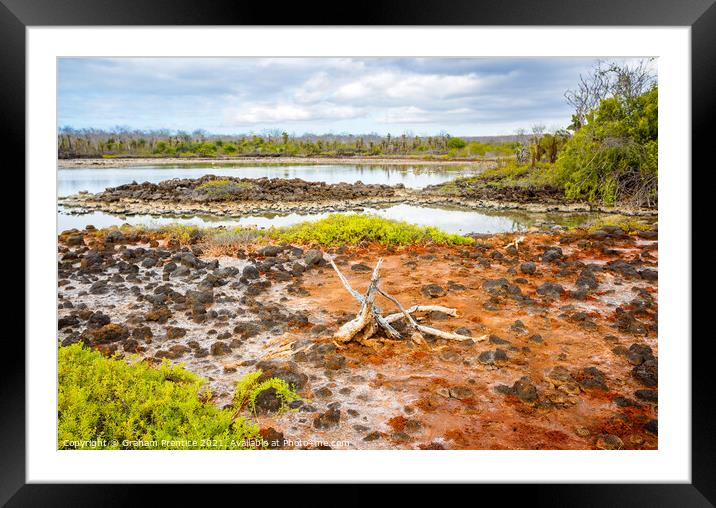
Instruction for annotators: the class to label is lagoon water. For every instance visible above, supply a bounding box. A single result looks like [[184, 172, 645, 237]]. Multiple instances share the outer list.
[[57, 162, 599, 234], [58, 163, 481, 196]]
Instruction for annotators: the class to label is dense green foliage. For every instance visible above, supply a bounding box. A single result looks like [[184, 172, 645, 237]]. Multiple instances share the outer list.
[[58, 343, 298, 450], [555, 86, 658, 206], [262, 214, 475, 247]]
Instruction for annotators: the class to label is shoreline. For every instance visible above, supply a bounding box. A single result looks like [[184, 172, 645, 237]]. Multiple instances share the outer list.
[[58, 156, 499, 169]]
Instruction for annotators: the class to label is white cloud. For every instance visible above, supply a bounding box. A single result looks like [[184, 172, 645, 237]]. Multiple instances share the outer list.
[[228, 102, 362, 125]]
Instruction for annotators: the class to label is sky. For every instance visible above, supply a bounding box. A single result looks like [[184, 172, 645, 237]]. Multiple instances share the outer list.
[[58, 57, 627, 137]]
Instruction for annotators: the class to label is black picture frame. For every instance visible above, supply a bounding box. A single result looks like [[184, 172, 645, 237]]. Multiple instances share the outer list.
[[4, 0, 711, 503]]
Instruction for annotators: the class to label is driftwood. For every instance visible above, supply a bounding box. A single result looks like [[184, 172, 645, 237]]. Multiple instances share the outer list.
[[329, 256, 484, 347], [505, 235, 526, 252]]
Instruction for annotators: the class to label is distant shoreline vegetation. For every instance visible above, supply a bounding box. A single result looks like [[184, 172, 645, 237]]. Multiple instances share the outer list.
[[57, 130, 521, 161]]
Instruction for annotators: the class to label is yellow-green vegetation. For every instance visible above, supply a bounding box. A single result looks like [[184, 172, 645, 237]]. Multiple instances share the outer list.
[[440, 161, 561, 192], [87, 215, 475, 249], [58, 343, 298, 450], [584, 214, 655, 234], [262, 214, 474, 247], [156, 223, 205, 244], [195, 179, 255, 200], [232, 370, 302, 415]]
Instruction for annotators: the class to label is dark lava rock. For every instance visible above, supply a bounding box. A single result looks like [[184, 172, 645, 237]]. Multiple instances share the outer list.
[[542, 246, 563, 263], [89, 280, 109, 295], [132, 325, 153, 342], [123, 338, 140, 353], [313, 408, 341, 430], [634, 389, 658, 403], [448, 281, 466, 291], [454, 327, 472, 337], [314, 387, 333, 398], [488, 334, 510, 345], [495, 376, 539, 403], [363, 431, 381, 442], [513, 376, 539, 402], [259, 245, 283, 257], [574, 367, 608, 391], [639, 268, 658, 281], [324, 354, 346, 370], [520, 262, 537, 275], [421, 284, 446, 298], [596, 433, 624, 450], [482, 278, 509, 295], [627, 343, 655, 365], [242, 264, 260, 280], [632, 359, 658, 387], [255, 360, 308, 389], [185, 289, 214, 306], [478, 349, 508, 366], [105, 230, 125, 243], [261, 427, 286, 449], [576, 269, 598, 289], [613, 396, 640, 408], [165, 326, 187, 340], [82, 323, 130, 344], [210, 341, 232, 356], [304, 249, 325, 266], [350, 263, 372, 273], [536, 282, 565, 299], [614, 307, 648, 335], [644, 419, 658, 435], [607, 259, 639, 278], [163, 262, 177, 272], [145, 306, 172, 323], [58, 316, 80, 329], [254, 387, 282, 415], [233, 321, 262, 339]]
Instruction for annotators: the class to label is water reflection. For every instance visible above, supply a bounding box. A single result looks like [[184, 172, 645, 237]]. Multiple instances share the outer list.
[[58, 163, 480, 196], [58, 203, 601, 235]]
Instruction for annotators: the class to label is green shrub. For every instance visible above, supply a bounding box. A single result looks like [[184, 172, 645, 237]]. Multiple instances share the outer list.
[[447, 137, 467, 149], [195, 179, 254, 200], [58, 343, 268, 450], [263, 213, 474, 247], [556, 86, 657, 206], [156, 223, 205, 244], [232, 370, 302, 415]]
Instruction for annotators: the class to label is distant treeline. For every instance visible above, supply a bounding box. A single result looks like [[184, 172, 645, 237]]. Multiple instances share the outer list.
[[57, 128, 524, 159]]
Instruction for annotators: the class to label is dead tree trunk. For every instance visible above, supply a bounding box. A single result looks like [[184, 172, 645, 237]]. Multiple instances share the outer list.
[[329, 257, 484, 347]]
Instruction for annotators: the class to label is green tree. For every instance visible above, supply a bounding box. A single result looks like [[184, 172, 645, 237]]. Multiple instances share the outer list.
[[556, 85, 657, 206]]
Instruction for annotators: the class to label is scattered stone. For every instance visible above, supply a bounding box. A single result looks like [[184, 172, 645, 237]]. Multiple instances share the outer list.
[[478, 349, 508, 366], [210, 341, 232, 356], [595, 433, 624, 450], [574, 367, 608, 391], [421, 284, 446, 298], [520, 262, 536, 274], [313, 408, 341, 430]]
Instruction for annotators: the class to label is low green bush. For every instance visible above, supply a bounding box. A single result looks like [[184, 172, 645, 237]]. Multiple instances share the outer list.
[[263, 213, 474, 247], [195, 179, 255, 200], [233, 370, 302, 415], [57, 343, 298, 450]]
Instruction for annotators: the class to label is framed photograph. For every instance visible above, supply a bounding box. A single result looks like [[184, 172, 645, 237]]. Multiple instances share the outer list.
[[6, 0, 711, 502]]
